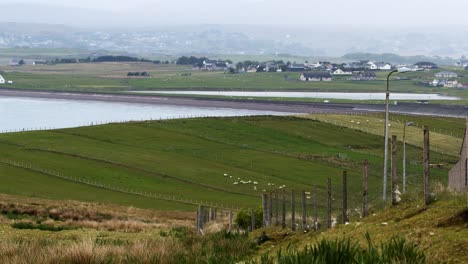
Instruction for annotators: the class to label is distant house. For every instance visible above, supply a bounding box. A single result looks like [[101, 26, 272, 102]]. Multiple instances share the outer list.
[[288, 64, 306, 72], [343, 61, 368, 71], [414, 62, 438, 69], [332, 68, 352, 75], [376, 62, 392, 70], [0, 75, 4, 84], [264, 62, 279, 72], [245, 65, 257, 73], [431, 79, 441, 87], [435, 71, 458, 78], [202, 60, 228, 71], [366, 61, 377, 70], [351, 71, 377, 81], [300, 72, 332, 81], [444, 80, 459, 88]]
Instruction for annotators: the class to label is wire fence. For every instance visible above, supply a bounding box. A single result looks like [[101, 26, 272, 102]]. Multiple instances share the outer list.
[[0, 159, 242, 211]]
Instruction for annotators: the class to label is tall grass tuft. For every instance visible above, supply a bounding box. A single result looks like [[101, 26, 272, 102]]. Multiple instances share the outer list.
[[249, 233, 425, 264]]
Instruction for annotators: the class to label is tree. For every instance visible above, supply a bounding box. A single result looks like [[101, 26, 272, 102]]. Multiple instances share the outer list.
[[18, 59, 25, 66]]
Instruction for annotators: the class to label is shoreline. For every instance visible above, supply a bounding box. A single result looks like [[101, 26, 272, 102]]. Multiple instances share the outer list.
[[0, 89, 360, 114], [1, 89, 468, 117]]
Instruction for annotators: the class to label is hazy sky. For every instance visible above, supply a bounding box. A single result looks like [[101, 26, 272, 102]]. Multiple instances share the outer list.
[[3, 0, 468, 27]]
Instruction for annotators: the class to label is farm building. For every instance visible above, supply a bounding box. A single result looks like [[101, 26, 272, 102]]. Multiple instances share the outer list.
[[0, 75, 4, 84], [300, 72, 332, 81], [448, 120, 468, 192]]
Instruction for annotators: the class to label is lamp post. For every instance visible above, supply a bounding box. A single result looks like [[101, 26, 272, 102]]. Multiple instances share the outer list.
[[402, 121, 414, 193], [383, 68, 411, 202]]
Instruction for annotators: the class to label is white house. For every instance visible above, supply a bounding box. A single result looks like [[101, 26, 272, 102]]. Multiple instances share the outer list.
[[332, 68, 352, 75], [0, 75, 5, 84], [376, 62, 392, 70], [367, 61, 377, 70], [300, 72, 332, 81]]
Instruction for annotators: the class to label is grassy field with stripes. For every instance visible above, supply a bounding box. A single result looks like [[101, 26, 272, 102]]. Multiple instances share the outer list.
[[0, 115, 463, 211]]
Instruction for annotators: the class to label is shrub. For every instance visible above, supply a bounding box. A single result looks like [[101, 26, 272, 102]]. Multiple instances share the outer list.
[[235, 207, 263, 230], [249, 233, 426, 264]]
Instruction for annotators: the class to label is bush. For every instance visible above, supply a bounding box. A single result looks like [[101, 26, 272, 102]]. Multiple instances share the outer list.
[[235, 207, 263, 229]]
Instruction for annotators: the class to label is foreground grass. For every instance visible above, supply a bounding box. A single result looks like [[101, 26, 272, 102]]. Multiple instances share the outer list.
[[0, 194, 255, 264], [250, 191, 467, 263], [0, 191, 465, 263]]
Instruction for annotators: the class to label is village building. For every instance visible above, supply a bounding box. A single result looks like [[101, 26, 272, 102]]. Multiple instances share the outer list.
[[351, 71, 377, 81], [414, 61, 438, 69], [300, 72, 332, 81], [202, 60, 229, 71], [376, 62, 392, 70], [288, 64, 306, 72], [332, 68, 352, 75], [435, 71, 458, 78], [0, 74, 5, 84], [366, 61, 377, 70], [448, 120, 468, 192]]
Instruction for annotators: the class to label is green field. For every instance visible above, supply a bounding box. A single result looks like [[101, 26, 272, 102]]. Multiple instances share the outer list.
[[0, 116, 462, 212]]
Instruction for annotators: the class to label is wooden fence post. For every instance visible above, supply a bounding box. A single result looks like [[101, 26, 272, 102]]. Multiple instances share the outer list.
[[342, 171, 348, 224], [228, 210, 233, 233], [363, 160, 369, 218], [291, 189, 296, 231], [313, 185, 318, 231], [275, 190, 279, 226], [423, 126, 431, 205], [251, 209, 256, 231], [198, 205, 204, 234], [327, 178, 332, 229], [269, 192, 273, 226], [282, 188, 286, 229], [301, 190, 307, 230], [391, 135, 399, 206], [196, 210, 199, 233], [262, 193, 268, 227]]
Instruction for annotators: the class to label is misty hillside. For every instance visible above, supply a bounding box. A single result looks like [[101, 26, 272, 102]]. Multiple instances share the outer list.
[[0, 3, 468, 58]]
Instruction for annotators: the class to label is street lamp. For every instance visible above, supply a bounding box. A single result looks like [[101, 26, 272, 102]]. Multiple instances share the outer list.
[[383, 68, 411, 202], [403, 121, 414, 193]]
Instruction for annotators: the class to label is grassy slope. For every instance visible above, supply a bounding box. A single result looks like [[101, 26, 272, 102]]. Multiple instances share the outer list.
[[252, 194, 468, 263], [0, 116, 462, 212]]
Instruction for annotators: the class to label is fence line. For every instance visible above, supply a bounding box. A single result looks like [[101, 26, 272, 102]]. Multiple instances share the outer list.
[[0, 159, 241, 211], [0, 114, 261, 134]]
